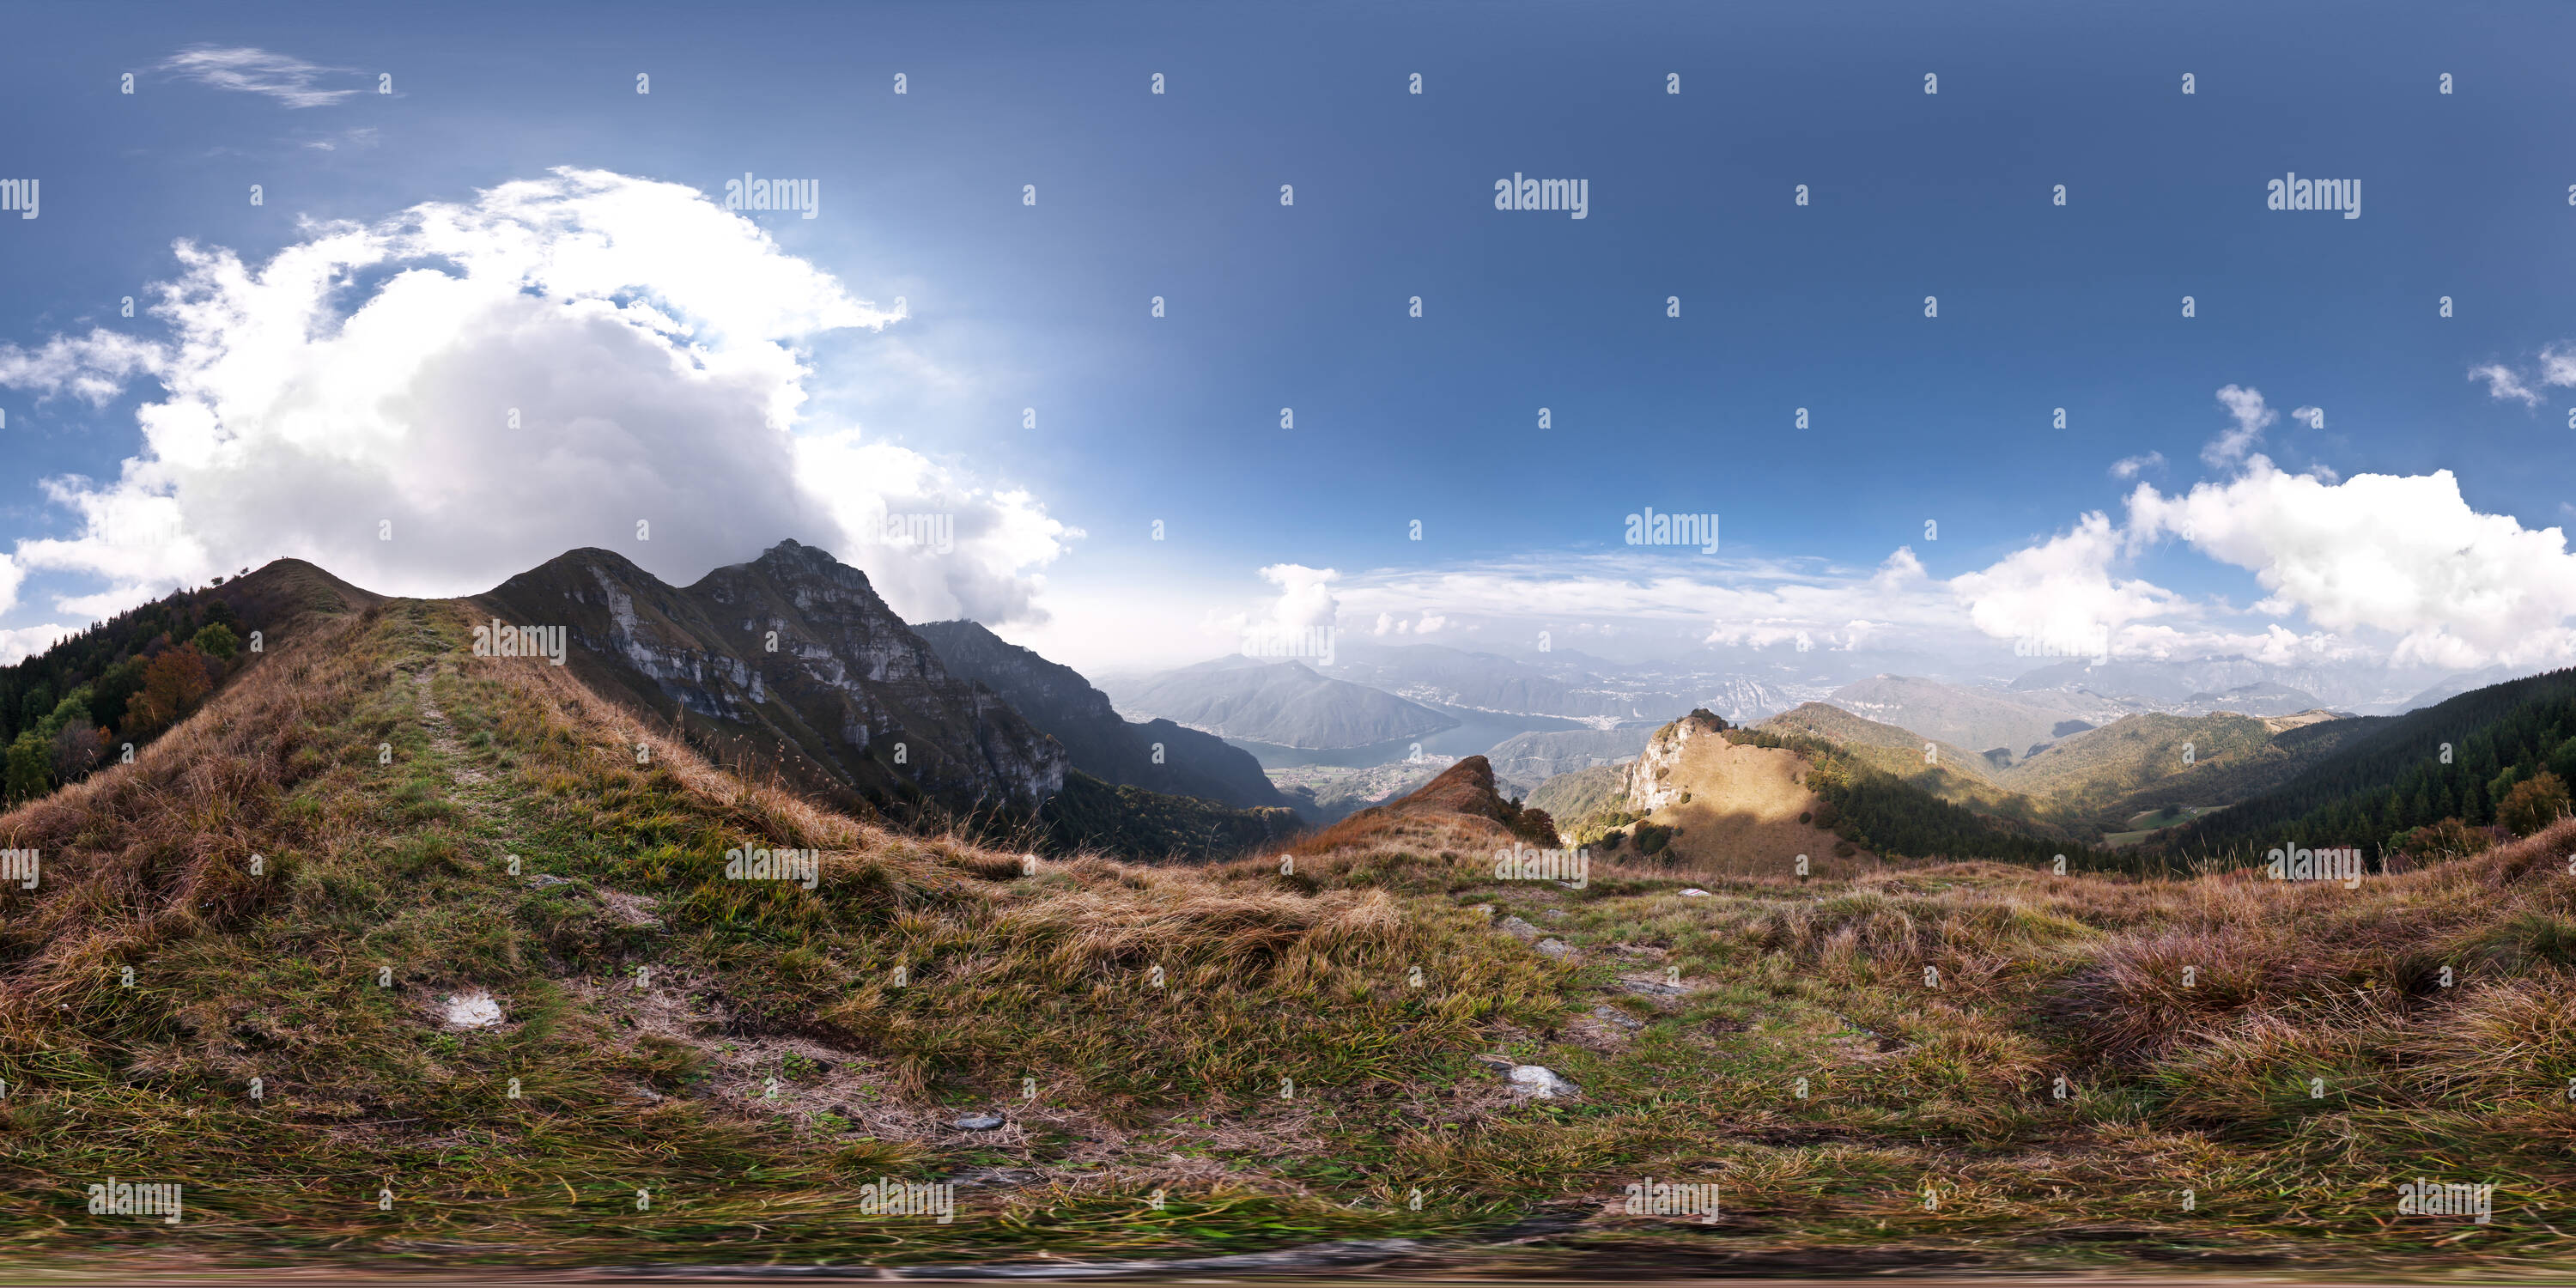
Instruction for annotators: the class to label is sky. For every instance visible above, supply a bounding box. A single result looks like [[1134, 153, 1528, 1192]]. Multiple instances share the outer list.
[[3, 0, 2574, 682]]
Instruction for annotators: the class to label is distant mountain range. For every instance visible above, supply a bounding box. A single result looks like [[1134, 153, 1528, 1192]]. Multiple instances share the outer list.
[[1099, 657, 1458, 749], [1825, 674, 2142, 762], [2002, 654, 2515, 715], [1320, 642, 1631, 719], [1318, 641, 1826, 726]]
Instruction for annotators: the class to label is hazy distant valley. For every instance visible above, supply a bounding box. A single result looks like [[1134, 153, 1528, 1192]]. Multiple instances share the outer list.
[[1089, 634, 2539, 830]]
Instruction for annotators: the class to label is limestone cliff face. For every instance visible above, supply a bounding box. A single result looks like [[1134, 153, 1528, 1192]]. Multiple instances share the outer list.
[[1621, 708, 1731, 813], [479, 541, 1066, 811]]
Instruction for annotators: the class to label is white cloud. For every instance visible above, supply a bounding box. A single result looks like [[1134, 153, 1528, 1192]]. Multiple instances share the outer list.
[[1367, 610, 1445, 636], [0, 167, 1067, 629], [1044, 380, 2571, 679], [2474, 344, 2576, 408], [2130, 459, 2576, 668], [2110, 451, 2165, 479], [158, 46, 361, 108], [1241, 517, 2440, 676], [1311, 547, 1974, 659], [794, 428, 1077, 624], [1194, 562, 1340, 659], [1253, 564, 1340, 633], [2203, 384, 2276, 467], [1945, 511, 2189, 651], [0, 625, 76, 667], [2542, 344, 2576, 388], [2471, 362, 2539, 406]]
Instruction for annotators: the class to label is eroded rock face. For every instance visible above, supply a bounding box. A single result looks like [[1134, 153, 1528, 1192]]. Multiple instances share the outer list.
[[1623, 708, 1730, 814], [480, 541, 1066, 811]]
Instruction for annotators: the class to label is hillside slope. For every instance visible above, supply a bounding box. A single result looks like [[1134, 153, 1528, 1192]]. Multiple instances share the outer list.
[[2, 559, 379, 805], [0, 595, 1552, 1268], [1760, 702, 2038, 821], [2163, 667, 2576, 858], [1524, 762, 1627, 828], [0, 596, 2570, 1275], [2002, 710, 2283, 806]]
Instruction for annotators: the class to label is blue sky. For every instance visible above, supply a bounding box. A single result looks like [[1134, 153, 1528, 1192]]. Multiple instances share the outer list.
[[3, 0, 2574, 678]]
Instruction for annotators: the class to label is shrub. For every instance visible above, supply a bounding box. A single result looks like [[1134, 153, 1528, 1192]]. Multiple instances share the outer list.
[[2499, 770, 2571, 838], [2397, 816, 2493, 860], [90, 657, 146, 732], [192, 622, 241, 659], [1509, 805, 1558, 847], [123, 644, 213, 738], [3, 731, 49, 803], [51, 722, 107, 781]]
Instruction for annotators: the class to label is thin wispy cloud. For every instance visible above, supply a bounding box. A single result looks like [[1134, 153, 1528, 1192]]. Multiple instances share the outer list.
[[2471, 344, 2576, 407], [2471, 361, 2539, 406], [158, 46, 361, 108], [302, 127, 380, 151]]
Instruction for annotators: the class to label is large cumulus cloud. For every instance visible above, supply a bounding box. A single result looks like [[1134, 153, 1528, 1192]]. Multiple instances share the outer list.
[[0, 167, 1072, 631]]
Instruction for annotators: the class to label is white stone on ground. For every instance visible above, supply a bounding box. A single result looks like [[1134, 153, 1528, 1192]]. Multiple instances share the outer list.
[[1508, 1065, 1579, 1098], [443, 991, 504, 1029]]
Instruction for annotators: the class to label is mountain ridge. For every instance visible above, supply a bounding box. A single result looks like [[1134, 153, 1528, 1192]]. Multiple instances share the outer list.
[[479, 540, 1066, 815], [911, 618, 1290, 813]]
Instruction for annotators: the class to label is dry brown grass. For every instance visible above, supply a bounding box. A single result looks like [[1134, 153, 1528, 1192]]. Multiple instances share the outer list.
[[0, 611, 377, 1040], [9, 592, 2574, 1274]]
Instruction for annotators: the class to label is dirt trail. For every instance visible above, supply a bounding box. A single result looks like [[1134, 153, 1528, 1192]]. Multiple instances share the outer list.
[[412, 665, 487, 786]]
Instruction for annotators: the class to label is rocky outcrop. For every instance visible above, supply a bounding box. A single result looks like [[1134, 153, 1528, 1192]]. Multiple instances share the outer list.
[[1622, 708, 1729, 814], [1299, 756, 1558, 851], [478, 541, 1066, 811]]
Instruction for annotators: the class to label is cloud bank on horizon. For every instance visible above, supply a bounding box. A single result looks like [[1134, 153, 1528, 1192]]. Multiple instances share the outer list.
[[1274, 382, 2576, 679]]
